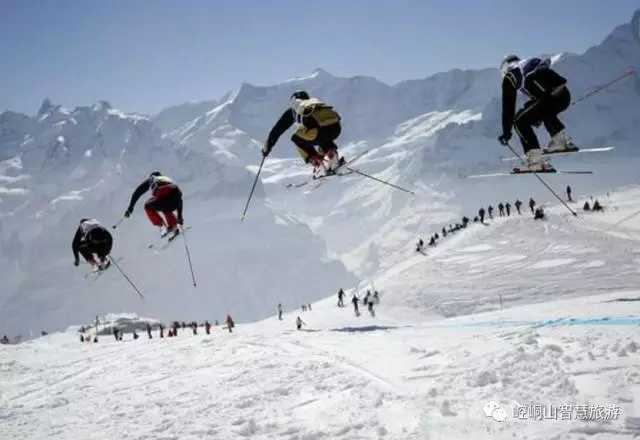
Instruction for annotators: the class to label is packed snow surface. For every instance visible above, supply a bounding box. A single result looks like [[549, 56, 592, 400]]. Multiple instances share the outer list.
[[3, 184, 640, 440]]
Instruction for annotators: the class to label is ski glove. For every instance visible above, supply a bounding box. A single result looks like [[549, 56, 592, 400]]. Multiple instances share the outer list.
[[498, 133, 512, 145], [74, 259, 79, 267], [177, 214, 184, 225], [124, 208, 132, 218], [261, 142, 272, 157]]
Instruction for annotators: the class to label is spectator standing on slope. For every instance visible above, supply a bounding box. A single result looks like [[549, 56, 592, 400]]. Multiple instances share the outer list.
[[337, 288, 345, 307], [352, 294, 360, 317], [515, 199, 523, 215]]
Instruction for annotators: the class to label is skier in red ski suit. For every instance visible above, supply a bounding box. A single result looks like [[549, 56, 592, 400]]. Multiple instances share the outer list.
[[124, 171, 184, 236]]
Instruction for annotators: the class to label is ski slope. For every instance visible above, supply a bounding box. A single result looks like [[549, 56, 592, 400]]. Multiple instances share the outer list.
[[3, 186, 640, 440]]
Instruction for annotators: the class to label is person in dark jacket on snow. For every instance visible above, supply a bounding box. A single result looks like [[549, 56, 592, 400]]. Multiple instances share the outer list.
[[498, 55, 578, 172], [498, 55, 577, 173], [72, 218, 113, 271]]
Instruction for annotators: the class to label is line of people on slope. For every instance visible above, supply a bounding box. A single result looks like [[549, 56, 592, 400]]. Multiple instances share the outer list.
[[78, 315, 236, 344], [337, 288, 379, 317], [416, 195, 553, 253]]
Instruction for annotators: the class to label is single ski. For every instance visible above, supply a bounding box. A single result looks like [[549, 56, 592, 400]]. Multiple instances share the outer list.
[[286, 149, 370, 189], [501, 146, 614, 162], [465, 170, 593, 179]]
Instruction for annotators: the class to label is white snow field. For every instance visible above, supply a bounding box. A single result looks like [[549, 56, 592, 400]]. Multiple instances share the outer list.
[[3, 185, 640, 440]]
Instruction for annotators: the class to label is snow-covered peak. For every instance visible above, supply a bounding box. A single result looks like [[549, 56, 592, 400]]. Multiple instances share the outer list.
[[92, 100, 112, 112], [284, 66, 333, 83], [153, 65, 498, 163], [37, 97, 54, 116]]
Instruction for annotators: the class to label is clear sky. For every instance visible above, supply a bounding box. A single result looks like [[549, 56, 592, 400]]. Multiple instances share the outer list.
[[1, 0, 638, 115]]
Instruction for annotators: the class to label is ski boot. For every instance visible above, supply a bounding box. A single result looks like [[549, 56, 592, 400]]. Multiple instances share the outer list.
[[97, 258, 111, 271], [161, 225, 180, 240], [322, 147, 346, 176], [512, 149, 556, 174], [542, 131, 579, 154], [310, 156, 328, 179], [87, 257, 103, 272]]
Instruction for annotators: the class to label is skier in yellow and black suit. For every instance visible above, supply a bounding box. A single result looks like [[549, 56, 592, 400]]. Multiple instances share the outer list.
[[262, 91, 346, 179]]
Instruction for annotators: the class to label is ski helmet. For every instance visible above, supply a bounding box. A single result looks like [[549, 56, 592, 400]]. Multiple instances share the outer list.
[[149, 171, 162, 178], [500, 54, 520, 78], [290, 90, 310, 101]]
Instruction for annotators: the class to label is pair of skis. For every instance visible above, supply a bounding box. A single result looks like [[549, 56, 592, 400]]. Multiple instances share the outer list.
[[148, 225, 192, 251], [465, 146, 613, 179], [285, 150, 370, 190], [466, 144, 614, 217], [84, 257, 123, 281], [285, 150, 415, 195]]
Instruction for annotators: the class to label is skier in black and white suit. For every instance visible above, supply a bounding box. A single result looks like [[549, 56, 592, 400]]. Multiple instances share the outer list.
[[498, 55, 577, 173], [72, 218, 113, 270]]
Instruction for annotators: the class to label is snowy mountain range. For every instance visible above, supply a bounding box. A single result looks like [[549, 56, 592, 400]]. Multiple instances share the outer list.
[[0, 100, 357, 335], [1, 20, 639, 336]]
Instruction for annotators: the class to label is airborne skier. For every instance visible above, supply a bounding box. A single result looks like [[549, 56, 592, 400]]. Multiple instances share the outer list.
[[124, 171, 184, 238], [261, 90, 346, 179], [72, 218, 113, 270], [498, 54, 577, 173]]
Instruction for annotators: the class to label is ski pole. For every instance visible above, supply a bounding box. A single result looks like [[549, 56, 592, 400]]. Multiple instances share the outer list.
[[112, 217, 124, 230], [570, 69, 636, 107], [345, 166, 415, 195], [505, 142, 577, 217], [108, 256, 145, 299], [241, 155, 266, 221], [181, 227, 197, 287]]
